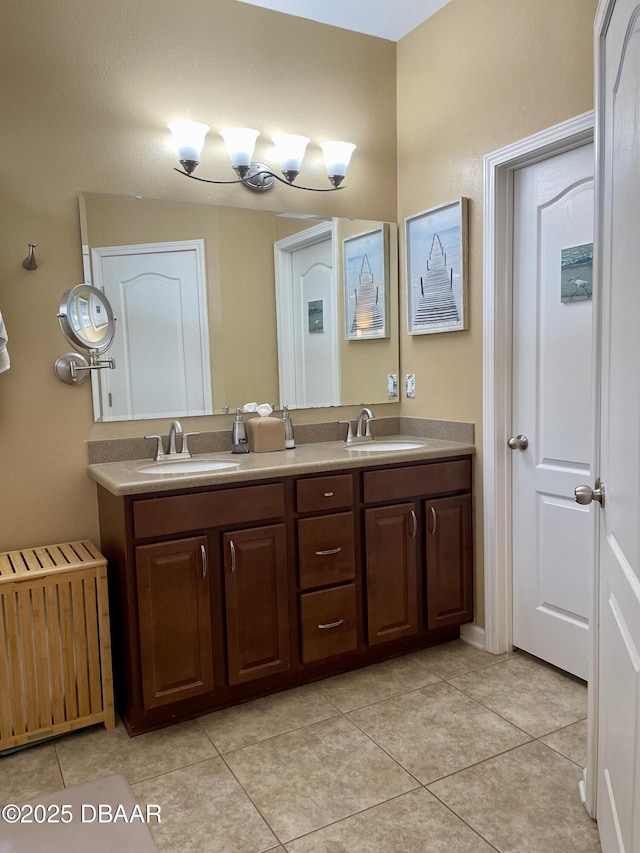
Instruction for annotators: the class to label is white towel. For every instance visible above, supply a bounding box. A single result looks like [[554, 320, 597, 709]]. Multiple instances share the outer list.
[[0, 309, 10, 374]]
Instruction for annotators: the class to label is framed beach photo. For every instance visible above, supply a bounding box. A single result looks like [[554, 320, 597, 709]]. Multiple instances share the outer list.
[[406, 198, 469, 335], [343, 224, 389, 340]]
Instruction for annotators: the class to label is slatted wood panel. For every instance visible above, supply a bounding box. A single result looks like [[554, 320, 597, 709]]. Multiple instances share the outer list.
[[0, 540, 115, 750]]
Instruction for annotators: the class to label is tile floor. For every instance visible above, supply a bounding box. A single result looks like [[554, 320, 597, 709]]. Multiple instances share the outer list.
[[1, 640, 601, 852]]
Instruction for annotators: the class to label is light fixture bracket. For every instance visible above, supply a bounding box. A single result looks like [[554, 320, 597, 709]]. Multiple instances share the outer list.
[[241, 162, 277, 192]]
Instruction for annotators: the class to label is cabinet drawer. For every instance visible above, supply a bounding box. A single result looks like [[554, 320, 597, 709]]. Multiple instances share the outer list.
[[296, 474, 353, 514], [298, 512, 356, 590], [133, 483, 285, 539], [300, 585, 357, 663], [363, 459, 471, 504]]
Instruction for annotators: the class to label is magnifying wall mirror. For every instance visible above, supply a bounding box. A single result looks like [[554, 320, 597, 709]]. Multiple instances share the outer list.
[[54, 284, 117, 385]]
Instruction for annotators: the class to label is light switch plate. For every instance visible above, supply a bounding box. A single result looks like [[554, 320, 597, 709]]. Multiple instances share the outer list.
[[406, 373, 416, 398], [387, 373, 398, 398]]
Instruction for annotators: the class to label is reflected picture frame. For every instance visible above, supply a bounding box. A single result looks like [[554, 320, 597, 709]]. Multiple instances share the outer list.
[[406, 198, 469, 335], [343, 224, 389, 340]]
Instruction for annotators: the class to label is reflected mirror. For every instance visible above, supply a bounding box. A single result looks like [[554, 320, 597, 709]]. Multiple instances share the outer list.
[[58, 284, 115, 353], [79, 193, 399, 422]]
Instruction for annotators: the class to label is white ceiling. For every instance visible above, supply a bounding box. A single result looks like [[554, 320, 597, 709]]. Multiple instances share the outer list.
[[234, 0, 452, 41]]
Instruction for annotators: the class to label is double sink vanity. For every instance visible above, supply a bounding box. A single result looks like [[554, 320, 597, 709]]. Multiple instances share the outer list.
[[89, 424, 475, 735]]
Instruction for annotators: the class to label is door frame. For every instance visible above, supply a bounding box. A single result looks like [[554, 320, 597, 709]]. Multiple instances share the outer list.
[[274, 220, 339, 409], [482, 111, 596, 813]]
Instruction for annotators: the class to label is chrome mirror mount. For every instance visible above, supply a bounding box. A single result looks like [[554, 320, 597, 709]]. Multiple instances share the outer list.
[[54, 284, 116, 385]]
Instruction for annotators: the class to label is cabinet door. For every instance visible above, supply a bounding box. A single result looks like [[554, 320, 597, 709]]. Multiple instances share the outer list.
[[223, 524, 290, 685], [365, 503, 418, 645], [425, 495, 473, 629], [135, 536, 213, 709]]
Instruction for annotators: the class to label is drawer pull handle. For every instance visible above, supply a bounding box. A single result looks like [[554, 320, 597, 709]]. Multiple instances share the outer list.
[[317, 618, 344, 630], [430, 506, 437, 535], [201, 544, 208, 579], [410, 509, 417, 539], [229, 539, 236, 573], [315, 547, 342, 557], [323, 491, 334, 497]]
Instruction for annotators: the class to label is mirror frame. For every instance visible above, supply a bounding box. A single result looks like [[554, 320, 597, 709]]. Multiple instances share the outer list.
[[58, 284, 115, 355]]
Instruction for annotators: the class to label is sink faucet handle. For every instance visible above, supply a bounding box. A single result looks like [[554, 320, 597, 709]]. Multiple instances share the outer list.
[[144, 434, 166, 461], [338, 420, 354, 443], [364, 416, 376, 438], [179, 432, 199, 457]]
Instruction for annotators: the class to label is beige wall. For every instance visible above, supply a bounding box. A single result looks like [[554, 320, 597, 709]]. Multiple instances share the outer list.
[[0, 0, 397, 550], [397, 0, 597, 626]]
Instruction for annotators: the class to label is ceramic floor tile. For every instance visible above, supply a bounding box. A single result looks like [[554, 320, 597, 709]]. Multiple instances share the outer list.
[[348, 680, 530, 784], [316, 654, 440, 712], [428, 740, 601, 853], [133, 757, 278, 853], [224, 715, 418, 843], [0, 743, 63, 804], [411, 638, 516, 679], [284, 787, 495, 852], [540, 718, 589, 768], [448, 654, 587, 737], [55, 719, 217, 786], [199, 684, 338, 753]]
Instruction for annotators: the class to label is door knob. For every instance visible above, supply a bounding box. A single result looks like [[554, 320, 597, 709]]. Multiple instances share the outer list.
[[508, 434, 529, 450], [574, 479, 605, 507]]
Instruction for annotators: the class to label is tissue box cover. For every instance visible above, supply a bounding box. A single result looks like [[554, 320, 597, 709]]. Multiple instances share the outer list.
[[246, 416, 286, 452]]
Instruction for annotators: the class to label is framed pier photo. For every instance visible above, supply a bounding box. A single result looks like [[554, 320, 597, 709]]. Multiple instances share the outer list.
[[343, 224, 389, 340], [406, 198, 469, 335]]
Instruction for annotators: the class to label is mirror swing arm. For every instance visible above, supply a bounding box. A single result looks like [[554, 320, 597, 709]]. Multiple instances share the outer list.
[[54, 284, 117, 386]]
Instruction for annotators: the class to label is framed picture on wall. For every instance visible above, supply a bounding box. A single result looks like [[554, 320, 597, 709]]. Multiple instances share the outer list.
[[406, 198, 469, 335], [343, 224, 389, 340]]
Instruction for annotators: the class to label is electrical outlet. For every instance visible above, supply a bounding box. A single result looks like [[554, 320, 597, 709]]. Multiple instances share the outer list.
[[406, 373, 416, 398], [387, 373, 398, 398]]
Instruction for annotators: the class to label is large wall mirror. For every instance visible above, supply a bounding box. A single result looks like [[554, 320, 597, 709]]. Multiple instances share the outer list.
[[79, 193, 399, 422]]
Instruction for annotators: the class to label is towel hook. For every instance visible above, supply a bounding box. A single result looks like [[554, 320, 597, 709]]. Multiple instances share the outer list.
[[22, 243, 38, 271]]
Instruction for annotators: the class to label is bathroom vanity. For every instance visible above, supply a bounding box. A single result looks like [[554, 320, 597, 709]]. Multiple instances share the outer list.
[[91, 439, 474, 734]]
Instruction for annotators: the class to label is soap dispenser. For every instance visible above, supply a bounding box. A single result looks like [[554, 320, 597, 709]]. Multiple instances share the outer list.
[[282, 405, 295, 449], [231, 408, 249, 453]]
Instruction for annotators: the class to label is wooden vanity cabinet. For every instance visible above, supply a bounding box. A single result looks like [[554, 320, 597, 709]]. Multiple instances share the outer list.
[[96, 453, 473, 734], [362, 459, 473, 640], [425, 494, 473, 629], [364, 504, 418, 645], [222, 524, 290, 685], [135, 536, 213, 709]]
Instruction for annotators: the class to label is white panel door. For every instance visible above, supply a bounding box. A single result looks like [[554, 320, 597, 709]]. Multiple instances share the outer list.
[[290, 237, 338, 408], [92, 241, 212, 420], [512, 144, 594, 680], [594, 1, 640, 848]]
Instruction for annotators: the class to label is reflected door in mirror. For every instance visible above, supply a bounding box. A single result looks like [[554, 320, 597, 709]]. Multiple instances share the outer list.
[[91, 240, 213, 421]]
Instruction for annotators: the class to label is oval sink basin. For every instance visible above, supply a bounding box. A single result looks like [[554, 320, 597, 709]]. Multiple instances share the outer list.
[[346, 441, 426, 452], [139, 459, 241, 475]]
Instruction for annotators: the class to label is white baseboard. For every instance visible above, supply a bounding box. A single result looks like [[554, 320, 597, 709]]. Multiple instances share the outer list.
[[460, 623, 486, 650]]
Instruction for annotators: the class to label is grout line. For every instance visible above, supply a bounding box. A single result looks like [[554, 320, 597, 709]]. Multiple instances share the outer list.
[[424, 739, 540, 788], [425, 785, 502, 852], [440, 679, 537, 739], [218, 752, 285, 849]]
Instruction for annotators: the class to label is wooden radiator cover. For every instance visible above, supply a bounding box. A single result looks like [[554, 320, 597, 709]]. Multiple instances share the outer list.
[[0, 540, 115, 750]]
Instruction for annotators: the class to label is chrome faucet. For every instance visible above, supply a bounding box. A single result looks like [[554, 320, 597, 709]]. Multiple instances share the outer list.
[[167, 420, 183, 455], [356, 407, 375, 439], [145, 420, 198, 461]]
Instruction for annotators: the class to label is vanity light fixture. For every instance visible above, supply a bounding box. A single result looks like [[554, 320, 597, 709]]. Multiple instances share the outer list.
[[167, 121, 356, 193]]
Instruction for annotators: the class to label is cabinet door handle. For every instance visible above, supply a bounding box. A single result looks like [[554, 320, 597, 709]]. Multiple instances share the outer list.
[[201, 544, 208, 579], [315, 547, 342, 557], [410, 509, 417, 539], [323, 491, 334, 497], [229, 539, 236, 573], [430, 506, 437, 535], [317, 618, 344, 630]]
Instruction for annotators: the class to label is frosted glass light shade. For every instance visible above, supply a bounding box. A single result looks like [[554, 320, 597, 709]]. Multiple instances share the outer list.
[[272, 133, 310, 176], [320, 140, 356, 184], [167, 121, 210, 163], [220, 127, 260, 169]]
